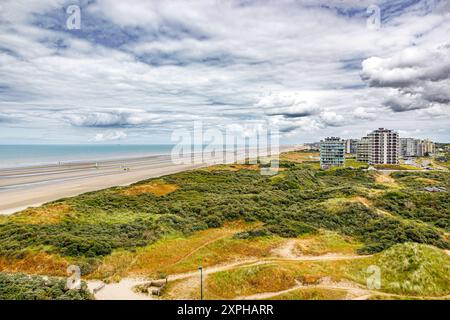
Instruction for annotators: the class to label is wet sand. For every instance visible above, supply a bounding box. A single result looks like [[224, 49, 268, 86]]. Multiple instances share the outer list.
[[0, 146, 295, 215]]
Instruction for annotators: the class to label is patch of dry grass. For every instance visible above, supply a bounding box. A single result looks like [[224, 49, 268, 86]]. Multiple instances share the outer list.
[[0, 253, 69, 276], [205, 260, 353, 299], [350, 196, 372, 207], [374, 173, 396, 184], [295, 231, 362, 256], [121, 181, 178, 196], [415, 177, 440, 185], [10, 203, 72, 224], [280, 152, 320, 163]]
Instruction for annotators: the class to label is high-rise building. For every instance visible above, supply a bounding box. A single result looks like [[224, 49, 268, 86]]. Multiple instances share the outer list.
[[400, 138, 435, 157], [344, 139, 359, 154], [356, 136, 369, 162], [368, 128, 399, 164], [417, 139, 435, 156], [400, 138, 418, 158], [320, 137, 345, 169]]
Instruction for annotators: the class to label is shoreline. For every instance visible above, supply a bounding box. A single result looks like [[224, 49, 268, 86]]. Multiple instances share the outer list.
[[0, 145, 299, 215]]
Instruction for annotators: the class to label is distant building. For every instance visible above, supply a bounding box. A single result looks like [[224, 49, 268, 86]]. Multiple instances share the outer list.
[[368, 128, 399, 165], [356, 136, 369, 162], [400, 138, 435, 157], [417, 139, 435, 156], [400, 138, 418, 158], [320, 137, 345, 169], [305, 142, 321, 150], [344, 139, 359, 154]]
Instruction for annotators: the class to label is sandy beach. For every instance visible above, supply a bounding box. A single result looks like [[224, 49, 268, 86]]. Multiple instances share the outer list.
[[0, 146, 296, 215]]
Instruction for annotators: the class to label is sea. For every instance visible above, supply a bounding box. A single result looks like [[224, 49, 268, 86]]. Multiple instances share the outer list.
[[0, 145, 175, 169]]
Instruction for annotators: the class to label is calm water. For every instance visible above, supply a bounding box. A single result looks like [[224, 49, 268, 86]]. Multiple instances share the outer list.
[[0, 145, 175, 168]]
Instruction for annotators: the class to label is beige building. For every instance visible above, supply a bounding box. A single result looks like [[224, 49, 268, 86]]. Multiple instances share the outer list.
[[417, 139, 435, 156], [400, 138, 435, 157], [356, 136, 369, 162]]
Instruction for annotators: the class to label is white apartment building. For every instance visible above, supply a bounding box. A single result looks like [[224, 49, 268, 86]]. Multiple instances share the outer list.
[[368, 128, 399, 165], [320, 137, 345, 169]]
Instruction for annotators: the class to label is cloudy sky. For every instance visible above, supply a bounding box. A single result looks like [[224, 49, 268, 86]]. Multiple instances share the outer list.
[[0, 0, 449, 144]]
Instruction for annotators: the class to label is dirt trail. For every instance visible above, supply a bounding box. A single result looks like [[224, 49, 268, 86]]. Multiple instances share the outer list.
[[88, 278, 154, 300], [233, 278, 450, 301], [168, 259, 263, 281], [235, 281, 303, 300], [271, 239, 298, 259], [270, 240, 368, 261], [171, 234, 233, 266], [90, 252, 371, 300], [375, 172, 397, 184], [234, 277, 369, 300]]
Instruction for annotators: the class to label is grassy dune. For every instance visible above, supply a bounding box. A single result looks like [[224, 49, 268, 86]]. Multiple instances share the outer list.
[[347, 243, 450, 296], [204, 243, 450, 299], [204, 260, 352, 299], [92, 221, 282, 280], [0, 151, 448, 299]]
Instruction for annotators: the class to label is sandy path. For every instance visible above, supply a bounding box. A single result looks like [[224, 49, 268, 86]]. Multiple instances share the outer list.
[[270, 239, 368, 261], [235, 281, 304, 300], [271, 239, 298, 259], [88, 278, 154, 300], [235, 275, 369, 300], [91, 253, 371, 300]]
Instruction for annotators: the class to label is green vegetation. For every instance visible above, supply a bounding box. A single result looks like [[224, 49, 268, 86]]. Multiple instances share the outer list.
[[374, 164, 421, 170], [206, 242, 450, 299], [435, 148, 450, 169], [345, 158, 368, 169], [0, 272, 93, 300], [374, 171, 450, 230], [0, 152, 448, 279], [347, 243, 450, 296]]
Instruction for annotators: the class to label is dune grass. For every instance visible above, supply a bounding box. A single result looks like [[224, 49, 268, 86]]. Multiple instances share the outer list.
[[121, 180, 178, 196], [295, 230, 363, 256], [0, 252, 70, 277], [280, 151, 319, 163], [90, 221, 282, 280], [346, 243, 450, 296], [0, 150, 448, 300], [345, 159, 368, 169], [266, 287, 348, 300], [204, 260, 352, 299], [9, 203, 73, 225]]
